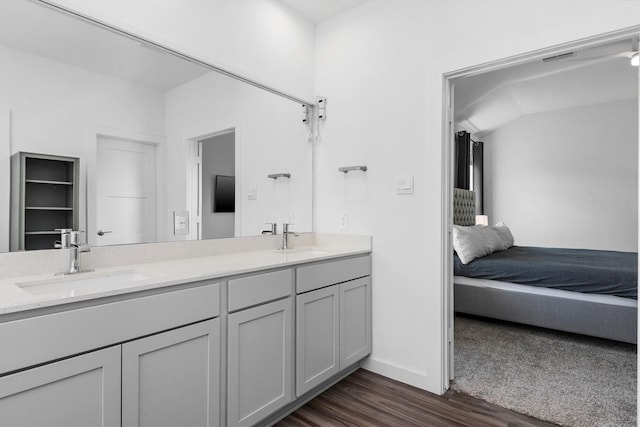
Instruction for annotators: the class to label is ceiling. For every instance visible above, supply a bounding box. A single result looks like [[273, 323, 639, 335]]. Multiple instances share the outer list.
[[4, 0, 635, 120], [0, 0, 209, 91], [278, 0, 370, 24], [454, 38, 639, 136], [0, 0, 371, 92]]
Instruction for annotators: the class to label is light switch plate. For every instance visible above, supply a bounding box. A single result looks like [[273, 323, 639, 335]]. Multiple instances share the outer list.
[[396, 175, 414, 194], [173, 210, 190, 235], [340, 212, 349, 230], [247, 187, 257, 200]]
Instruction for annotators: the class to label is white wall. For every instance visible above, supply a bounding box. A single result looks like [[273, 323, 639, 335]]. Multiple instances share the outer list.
[[484, 99, 638, 252], [315, 0, 640, 393], [165, 71, 313, 240], [46, 0, 316, 101], [0, 46, 165, 156], [0, 45, 166, 247]]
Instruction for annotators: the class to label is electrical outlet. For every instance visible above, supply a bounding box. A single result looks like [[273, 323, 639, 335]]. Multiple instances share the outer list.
[[340, 212, 349, 230], [173, 211, 189, 235]]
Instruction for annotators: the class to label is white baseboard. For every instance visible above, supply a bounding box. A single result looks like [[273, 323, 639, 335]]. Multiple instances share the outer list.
[[361, 357, 443, 395]]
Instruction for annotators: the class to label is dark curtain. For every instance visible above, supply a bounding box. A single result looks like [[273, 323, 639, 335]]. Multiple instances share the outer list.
[[454, 131, 470, 189], [472, 141, 484, 215], [455, 131, 484, 215]]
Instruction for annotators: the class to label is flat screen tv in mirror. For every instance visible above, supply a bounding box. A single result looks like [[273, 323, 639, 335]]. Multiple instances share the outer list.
[[214, 175, 235, 213]]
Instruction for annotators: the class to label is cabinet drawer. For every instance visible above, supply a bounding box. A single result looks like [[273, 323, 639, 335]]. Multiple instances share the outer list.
[[0, 282, 220, 375], [296, 255, 371, 294], [228, 269, 292, 312]]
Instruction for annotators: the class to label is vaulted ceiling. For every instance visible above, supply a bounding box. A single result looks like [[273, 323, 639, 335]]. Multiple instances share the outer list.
[[0, 0, 372, 92], [0, 0, 209, 91], [454, 38, 639, 137], [3, 0, 636, 122], [277, 0, 370, 24]]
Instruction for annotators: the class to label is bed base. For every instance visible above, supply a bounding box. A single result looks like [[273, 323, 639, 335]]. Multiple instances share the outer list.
[[455, 282, 637, 344]]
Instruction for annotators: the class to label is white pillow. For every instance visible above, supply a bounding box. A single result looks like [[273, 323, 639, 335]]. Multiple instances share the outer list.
[[452, 225, 489, 264], [491, 221, 514, 248], [478, 225, 507, 252]]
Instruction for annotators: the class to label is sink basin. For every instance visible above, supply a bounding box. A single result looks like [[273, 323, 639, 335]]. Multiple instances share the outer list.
[[16, 270, 156, 298]]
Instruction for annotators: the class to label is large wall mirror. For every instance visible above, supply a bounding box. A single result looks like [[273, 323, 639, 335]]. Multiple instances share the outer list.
[[0, 0, 314, 252]]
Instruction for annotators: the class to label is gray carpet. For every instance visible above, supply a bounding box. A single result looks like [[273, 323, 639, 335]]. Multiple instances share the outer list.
[[452, 315, 637, 427]]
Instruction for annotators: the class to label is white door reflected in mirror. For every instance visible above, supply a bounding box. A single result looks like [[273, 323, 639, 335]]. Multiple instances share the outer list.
[[96, 137, 158, 246]]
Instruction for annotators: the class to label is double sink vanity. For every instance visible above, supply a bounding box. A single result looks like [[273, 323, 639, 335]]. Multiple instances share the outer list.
[[0, 233, 372, 426], [0, 3, 371, 425]]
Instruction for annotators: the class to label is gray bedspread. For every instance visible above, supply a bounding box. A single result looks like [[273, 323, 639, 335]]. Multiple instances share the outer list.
[[454, 246, 638, 299]]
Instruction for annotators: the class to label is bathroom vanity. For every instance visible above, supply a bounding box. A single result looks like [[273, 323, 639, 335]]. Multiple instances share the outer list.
[[0, 234, 371, 426], [0, 4, 370, 424]]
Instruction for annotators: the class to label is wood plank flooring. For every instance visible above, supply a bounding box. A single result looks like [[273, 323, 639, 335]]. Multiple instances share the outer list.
[[275, 369, 559, 427]]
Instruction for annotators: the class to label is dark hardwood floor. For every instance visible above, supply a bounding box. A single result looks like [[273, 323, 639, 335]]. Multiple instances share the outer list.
[[275, 369, 558, 427]]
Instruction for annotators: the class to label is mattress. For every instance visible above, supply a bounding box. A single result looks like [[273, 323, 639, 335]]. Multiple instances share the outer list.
[[454, 246, 638, 299]]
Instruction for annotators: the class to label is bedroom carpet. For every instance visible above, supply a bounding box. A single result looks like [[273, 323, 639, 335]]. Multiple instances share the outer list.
[[452, 314, 637, 427]]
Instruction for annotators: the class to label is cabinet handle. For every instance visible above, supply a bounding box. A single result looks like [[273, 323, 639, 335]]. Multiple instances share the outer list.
[[97, 229, 112, 236]]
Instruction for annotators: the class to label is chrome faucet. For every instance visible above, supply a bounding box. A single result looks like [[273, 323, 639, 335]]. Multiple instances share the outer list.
[[55, 229, 91, 274], [281, 223, 299, 250], [262, 222, 277, 235]]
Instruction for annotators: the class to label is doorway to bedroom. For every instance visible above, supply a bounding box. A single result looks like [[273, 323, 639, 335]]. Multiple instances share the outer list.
[[442, 28, 639, 426], [186, 128, 237, 241], [198, 130, 235, 240]]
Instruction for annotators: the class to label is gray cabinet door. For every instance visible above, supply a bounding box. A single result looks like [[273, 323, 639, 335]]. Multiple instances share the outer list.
[[295, 285, 340, 397], [340, 277, 372, 369], [227, 298, 293, 427], [0, 346, 121, 427], [122, 319, 221, 427]]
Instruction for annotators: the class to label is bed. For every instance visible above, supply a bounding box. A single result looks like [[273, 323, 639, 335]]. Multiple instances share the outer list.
[[453, 188, 638, 344]]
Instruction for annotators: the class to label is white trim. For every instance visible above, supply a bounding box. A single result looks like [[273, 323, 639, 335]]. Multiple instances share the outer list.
[[0, 109, 10, 253], [361, 358, 433, 391], [185, 138, 199, 242], [186, 128, 236, 242], [440, 77, 455, 390], [441, 25, 640, 393]]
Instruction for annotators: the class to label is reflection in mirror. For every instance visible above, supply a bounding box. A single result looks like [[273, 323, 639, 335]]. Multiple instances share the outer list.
[[0, 0, 313, 252]]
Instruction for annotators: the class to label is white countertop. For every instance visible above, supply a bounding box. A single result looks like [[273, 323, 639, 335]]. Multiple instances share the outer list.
[[0, 242, 370, 315]]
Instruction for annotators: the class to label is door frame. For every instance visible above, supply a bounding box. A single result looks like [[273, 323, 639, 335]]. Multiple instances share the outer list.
[[440, 26, 640, 391], [0, 109, 9, 253], [87, 126, 164, 247], [186, 127, 236, 241]]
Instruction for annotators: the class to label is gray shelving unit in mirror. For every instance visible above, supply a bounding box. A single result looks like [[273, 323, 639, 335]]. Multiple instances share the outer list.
[[11, 152, 79, 251]]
